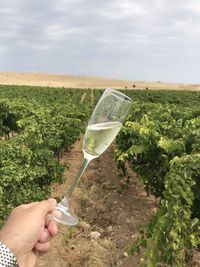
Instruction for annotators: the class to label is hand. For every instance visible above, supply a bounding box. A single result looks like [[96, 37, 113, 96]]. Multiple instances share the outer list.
[[0, 199, 58, 267]]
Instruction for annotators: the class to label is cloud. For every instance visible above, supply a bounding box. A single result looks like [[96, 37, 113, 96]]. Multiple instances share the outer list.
[[0, 0, 200, 82], [101, 1, 149, 19]]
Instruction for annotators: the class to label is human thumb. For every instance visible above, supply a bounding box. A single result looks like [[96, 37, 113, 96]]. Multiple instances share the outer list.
[[33, 199, 57, 216]]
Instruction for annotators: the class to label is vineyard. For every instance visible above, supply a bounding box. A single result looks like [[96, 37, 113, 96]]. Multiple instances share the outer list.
[[116, 90, 200, 266], [0, 86, 101, 221], [0, 85, 200, 266]]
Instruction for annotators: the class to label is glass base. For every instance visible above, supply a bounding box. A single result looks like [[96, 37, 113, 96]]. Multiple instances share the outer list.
[[49, 198, 78, 226]]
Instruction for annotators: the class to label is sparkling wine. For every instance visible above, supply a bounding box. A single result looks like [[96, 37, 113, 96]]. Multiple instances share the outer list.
[[52, 88, 132, 226], [83, 121, 122, 158]]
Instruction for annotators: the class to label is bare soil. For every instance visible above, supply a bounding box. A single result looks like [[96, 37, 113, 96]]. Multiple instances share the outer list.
[[0, 72, 200, 90], [36, 138, 158, 267]]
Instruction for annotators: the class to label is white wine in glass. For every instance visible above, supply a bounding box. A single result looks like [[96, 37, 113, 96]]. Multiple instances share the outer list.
[[50, 88, 132, 225]]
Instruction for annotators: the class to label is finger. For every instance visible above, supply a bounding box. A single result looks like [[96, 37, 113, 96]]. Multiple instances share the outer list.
[[34, 241, 51, 253], [22, 202, 39, 209], [32, 199, 57, 216], [48, 209, 62, 221], [33, 248, 46, 257], [36, 250, 47, 257], [48, 220, 58, 237], [39, 228, 51, 243], [46, 209, 62, 227], [16, 202, 39, 210]]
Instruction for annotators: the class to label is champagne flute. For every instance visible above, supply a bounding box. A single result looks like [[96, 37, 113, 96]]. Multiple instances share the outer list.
[[51, 88, 132, 225]]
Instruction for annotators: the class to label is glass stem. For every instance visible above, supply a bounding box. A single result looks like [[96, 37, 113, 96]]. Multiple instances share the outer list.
[[64, 157, 90, 200]]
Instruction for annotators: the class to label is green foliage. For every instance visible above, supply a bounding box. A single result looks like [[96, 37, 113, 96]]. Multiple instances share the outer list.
[[0, 86, 96, 225], [1, 85, 200, 265], [146, 155, 200, 267], [116, 97, 200, 265]]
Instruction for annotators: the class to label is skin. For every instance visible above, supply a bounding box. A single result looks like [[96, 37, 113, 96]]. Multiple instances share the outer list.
[[0, 198, 58, 267]]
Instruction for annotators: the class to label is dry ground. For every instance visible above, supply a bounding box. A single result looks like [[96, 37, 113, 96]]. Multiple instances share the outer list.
[[0, 72, 200, 90], [36, 138, 158, 267]]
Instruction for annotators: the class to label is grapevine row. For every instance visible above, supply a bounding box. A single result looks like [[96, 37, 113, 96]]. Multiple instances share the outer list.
[[116, 101, 200, 266], [0, 89, 94, 225]]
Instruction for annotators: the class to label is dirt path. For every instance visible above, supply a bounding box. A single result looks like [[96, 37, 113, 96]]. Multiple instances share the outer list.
[[36, 138, 157, 267]]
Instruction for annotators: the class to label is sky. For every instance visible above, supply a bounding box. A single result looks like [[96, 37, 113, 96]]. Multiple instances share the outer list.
[[1, 0, 200, 83]]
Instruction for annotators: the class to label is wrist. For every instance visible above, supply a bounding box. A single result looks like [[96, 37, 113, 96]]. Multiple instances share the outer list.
[[0, 233, 37, 267], [0, 241, 18, 266], [0, 231, 20, 259]]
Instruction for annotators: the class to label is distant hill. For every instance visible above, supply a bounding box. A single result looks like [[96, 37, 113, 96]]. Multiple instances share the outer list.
[[0, 72, 199, 91]]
